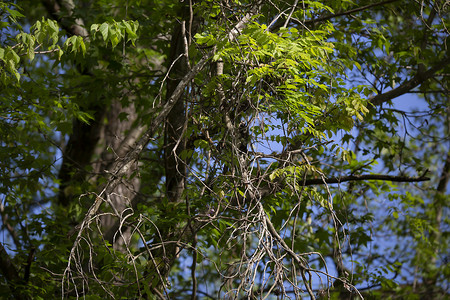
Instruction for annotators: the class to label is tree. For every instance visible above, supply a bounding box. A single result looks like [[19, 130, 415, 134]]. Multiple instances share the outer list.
[[0, 0, 448, 299]]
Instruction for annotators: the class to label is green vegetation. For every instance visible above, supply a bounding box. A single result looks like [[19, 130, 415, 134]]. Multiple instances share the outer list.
[[0, 0, 448, 299]]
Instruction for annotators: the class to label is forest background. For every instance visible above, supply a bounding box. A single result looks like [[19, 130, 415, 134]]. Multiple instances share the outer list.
[[0, 0, 449, 299]]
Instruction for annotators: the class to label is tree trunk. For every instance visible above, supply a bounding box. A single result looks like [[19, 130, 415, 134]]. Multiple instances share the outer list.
[[43, 0, 142, 250], [153, 2, 192, 291]]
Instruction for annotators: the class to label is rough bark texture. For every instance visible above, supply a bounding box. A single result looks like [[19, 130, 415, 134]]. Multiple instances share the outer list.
[[164, 12, 188, 210], [96, 100, 141, 249], [150, 3, 193, 292], [41, 0, 103, 207], [422, 149, 450, 297], [57, 105, 106, 206], [43, 0, 141, 249]]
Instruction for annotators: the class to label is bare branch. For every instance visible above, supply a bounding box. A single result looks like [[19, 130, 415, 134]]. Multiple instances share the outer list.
[[370, 55, 450, 106], [302, 172, 430, 186], [270, 0, 400, 31], [304, 0, 401, 26]]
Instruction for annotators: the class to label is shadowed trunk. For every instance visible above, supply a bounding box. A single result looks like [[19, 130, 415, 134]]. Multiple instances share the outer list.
[[44, 0, 142, 250], [146, 2, 199, 293]]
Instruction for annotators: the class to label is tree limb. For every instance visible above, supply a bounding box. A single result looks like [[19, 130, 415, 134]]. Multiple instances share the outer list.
[[370, 55, 450, 106], [302, 172, 430, 186], [304, 0, 401, 26], [259, 202, 315, 299], [270, 0, 400, 31], [436, 151, 450, 193], [41, 0, 88, 37]]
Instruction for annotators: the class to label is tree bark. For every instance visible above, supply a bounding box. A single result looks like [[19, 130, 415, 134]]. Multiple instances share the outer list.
[[0, 242, 30, 300], [148, 2, 194, 293], [42, 0, 142, 249]]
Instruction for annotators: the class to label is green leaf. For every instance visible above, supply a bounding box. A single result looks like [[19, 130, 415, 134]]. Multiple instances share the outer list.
[[6, 7, 25, 19], [6, 47, 20, 65], [78, 37, 86, 55], [99, 22, 109, 41], [90, 24, 99, 32]]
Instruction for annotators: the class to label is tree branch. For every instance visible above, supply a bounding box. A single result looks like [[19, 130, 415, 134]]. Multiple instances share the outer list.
[[66, 4, 263, 272], [41, 0, 88, 37], [23, 247, 36, 283], [270, 0, 400, 31], [304, 0, 401, 26], [70, 1, 264, 233], [302, 172, 430, 186], [436, 151, 450, 193], [260, 202, 316, 300], [370, 55, 450, 106]]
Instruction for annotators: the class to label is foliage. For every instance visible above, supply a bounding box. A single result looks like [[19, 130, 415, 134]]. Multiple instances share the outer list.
[[0, 0, 449, 299]]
